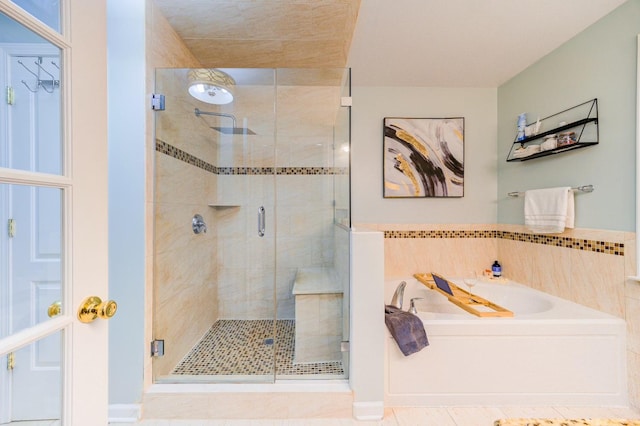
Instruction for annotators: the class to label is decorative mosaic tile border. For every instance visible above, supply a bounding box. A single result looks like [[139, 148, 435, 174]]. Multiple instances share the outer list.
[[384, 229, 625, 256], [157, 139, 347, 176], [500, 231, 624, 255], [156, 139, 216, 173], [385, 230, 497, 239]]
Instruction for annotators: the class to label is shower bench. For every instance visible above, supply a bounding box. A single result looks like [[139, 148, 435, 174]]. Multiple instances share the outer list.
[[292, 267, 344, 363]]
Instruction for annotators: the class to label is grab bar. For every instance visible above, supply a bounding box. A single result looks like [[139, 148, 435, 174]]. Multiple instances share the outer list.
[[507, 184, 594, 197], [258, 206, 265, 237]]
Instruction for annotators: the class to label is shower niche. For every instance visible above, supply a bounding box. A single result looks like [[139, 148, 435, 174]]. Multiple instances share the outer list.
[[152, 68, 351, 383]]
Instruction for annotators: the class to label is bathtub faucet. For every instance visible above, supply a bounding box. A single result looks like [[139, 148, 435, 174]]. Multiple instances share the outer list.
[[390, 281, 407, 310], [409, 297, 423, 314]]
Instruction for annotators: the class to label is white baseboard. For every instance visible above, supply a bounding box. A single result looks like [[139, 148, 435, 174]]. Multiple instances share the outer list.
[[108, 404, 141, 423], [352, 401, 384, 420]]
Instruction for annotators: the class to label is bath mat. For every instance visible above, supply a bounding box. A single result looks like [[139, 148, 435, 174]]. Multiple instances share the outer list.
[[494, 419, 640, 426]]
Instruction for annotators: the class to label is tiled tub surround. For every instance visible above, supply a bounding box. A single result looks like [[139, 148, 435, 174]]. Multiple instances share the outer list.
[[364, 223, 640, 408]]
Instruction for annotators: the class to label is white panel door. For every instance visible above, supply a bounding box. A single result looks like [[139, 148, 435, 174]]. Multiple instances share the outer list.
[[3, 47, 62, 420], [0, 1, 109, 425]]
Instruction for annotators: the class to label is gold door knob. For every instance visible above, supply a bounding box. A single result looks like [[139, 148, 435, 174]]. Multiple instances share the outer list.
[[77, 296, 118, 323], [48, 301, 62, 318]]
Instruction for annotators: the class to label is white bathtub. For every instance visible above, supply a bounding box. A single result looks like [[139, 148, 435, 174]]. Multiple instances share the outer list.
[[384, 277, 627, 406]]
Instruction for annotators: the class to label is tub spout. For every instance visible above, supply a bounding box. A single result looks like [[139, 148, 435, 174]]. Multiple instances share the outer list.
[[390, 281, 407, 310], [409, 297, 423, 314]]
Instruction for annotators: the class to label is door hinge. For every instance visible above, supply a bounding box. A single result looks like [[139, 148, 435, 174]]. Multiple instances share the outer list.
[[341, 341, 350, 352], [7, 218, 16, 238], [340, 96, 352, 107], [7, 352, 15, 370], [6, 86, 15, 105], [151, 94, 165, 111], [150, 339, 164, 357]]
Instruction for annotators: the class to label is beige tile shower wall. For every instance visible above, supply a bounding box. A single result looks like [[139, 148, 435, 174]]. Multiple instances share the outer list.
[[155, 69, 218, 166], [145, 0, 204, 383], [152, 153, 218, 377], [277, 86, 338, 318], [214, 84, 341, 320], [215, 173, 335, 320], [215, 174, 277, 320], [277, 174, 334, 317]]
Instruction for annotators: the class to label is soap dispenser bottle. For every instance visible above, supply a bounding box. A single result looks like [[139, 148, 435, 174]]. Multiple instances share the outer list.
[[492, 260, 502, 278]]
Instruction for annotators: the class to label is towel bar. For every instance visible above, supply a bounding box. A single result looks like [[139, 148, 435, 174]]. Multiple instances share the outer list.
[[507, 184, 594, 198]]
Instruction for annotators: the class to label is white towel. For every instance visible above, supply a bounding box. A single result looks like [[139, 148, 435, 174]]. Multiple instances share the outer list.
[[524, 187, 575, 233]]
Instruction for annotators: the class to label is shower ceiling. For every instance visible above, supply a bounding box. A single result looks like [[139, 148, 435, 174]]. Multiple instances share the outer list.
[[152, 0, 361, 68], [153, 0, 626, 87]]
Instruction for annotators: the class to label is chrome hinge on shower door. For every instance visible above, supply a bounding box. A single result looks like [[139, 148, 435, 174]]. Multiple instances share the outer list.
[[151, 94, 165, 111], [150, 339, 165, 357]]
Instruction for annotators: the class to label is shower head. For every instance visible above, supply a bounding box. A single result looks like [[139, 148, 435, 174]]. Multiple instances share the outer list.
[[194, 108, 256, 135], [210, 126, 256, 135]]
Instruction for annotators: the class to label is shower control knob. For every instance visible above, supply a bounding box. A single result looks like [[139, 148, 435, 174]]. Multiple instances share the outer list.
[[192, 214, 207, 234]]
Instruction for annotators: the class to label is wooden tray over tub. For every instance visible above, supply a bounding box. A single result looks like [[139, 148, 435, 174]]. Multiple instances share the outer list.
[[414, 272, 513, 318]]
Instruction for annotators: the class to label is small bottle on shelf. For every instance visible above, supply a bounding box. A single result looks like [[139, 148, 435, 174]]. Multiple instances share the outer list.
[[516, 113, 527, 141], [492, 260, 502, 278]]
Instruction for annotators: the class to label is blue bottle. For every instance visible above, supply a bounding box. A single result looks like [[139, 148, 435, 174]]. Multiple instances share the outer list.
[[492, 260, 502, 278]]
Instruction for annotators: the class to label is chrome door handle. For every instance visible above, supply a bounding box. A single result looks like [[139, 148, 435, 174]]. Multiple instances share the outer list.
[[258, 206, 265, 237]]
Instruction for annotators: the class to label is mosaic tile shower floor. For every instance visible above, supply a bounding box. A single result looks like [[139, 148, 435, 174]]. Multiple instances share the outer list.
[[172, 320, 344, 376]]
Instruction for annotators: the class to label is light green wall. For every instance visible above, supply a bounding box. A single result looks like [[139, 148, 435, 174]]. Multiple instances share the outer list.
[[497, 0, 640, 231], [351, 86, 498, 224]]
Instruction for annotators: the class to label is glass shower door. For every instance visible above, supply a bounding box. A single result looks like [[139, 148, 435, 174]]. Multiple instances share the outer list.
[[152, 68, 277, 383], [152, 67, 351, 383], [273, 69, 350, 379]]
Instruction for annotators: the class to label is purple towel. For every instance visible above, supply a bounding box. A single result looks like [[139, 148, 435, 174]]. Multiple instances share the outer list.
[[384, 305, 429, 356]]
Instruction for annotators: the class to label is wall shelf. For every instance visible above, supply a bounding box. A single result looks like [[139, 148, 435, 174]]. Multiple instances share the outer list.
[[208, 202, 241, 208], [506, 98, 599, 162]]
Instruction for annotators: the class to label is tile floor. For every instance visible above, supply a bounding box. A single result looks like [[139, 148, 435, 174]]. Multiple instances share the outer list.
[[109, 406, 640, 426], [172, 320, 344, 377], [5, 405, 639, 425]]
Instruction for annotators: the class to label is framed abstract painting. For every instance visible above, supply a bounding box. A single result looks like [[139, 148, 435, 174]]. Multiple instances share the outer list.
[[383, 117, 464, 198]]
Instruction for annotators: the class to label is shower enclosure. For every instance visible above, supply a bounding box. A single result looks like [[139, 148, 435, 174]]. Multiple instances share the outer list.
[[152, 68, 351, 383]]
